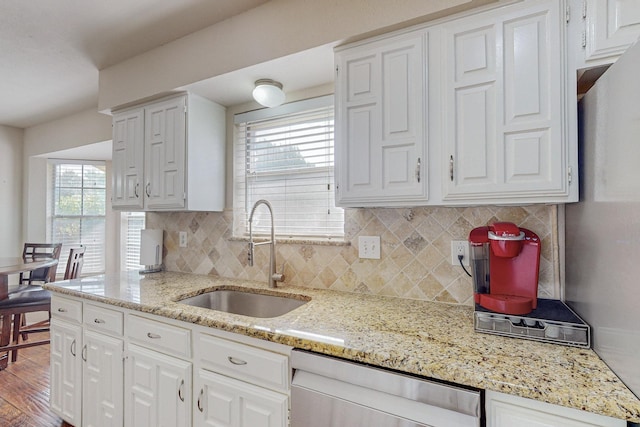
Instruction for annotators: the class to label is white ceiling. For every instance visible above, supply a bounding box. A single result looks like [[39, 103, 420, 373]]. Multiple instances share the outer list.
[[0, 0, 334, 130]]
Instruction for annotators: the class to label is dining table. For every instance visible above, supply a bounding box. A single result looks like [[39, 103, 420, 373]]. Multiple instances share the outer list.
[[0, 256, 59, 369]]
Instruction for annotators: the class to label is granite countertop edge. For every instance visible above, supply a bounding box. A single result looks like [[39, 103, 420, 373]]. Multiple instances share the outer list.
[[44, 271, 640, 423]]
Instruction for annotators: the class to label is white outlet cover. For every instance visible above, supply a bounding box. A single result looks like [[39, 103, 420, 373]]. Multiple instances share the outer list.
[[451, 240, 470, 266], [179, 231, 187, 248]]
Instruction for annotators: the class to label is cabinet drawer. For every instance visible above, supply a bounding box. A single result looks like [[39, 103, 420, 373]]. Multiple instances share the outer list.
[[198, 333, 288, 392], [127, 314, 191, 358], [83, 303, 123, 336], [51, 295, 82, 323]]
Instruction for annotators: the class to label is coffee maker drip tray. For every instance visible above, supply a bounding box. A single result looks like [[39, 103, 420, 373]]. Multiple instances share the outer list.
[[474, 298, 591, 348]]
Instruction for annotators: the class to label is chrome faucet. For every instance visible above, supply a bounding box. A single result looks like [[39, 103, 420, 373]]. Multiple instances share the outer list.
[[248, 199, 284, 288]]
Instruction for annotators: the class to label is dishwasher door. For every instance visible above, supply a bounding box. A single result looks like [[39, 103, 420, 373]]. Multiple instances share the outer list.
[[291, 350, 482, 427]]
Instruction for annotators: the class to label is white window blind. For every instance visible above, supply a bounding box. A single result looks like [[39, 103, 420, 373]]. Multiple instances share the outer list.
[[49, 161, 106, 276], [120, 211, 145, 271], [234, 96, 344, 239]]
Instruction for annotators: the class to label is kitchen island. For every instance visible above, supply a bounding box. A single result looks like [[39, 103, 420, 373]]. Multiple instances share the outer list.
[[44, 271, 640, 423]]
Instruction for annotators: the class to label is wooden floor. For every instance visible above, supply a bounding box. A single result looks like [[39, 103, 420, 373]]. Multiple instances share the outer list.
[[0, 332, 72, 427]]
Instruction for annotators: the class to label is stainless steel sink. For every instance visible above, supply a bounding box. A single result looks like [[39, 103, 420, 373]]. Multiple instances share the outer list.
[[177, 289, 308, 318]]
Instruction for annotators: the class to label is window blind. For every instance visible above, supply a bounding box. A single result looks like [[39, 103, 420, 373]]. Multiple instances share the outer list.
[[49, 161, 106, 276], [234, 96, 344, 239], [121, 211, 145, 271]]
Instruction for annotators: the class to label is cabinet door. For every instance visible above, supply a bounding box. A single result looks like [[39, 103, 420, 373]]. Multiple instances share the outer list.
[[486, 390, 625, 427], [83, 330, 124, 427], [442, 0, 570, 202], [585, 0, 640, 63], [50, 318, 83, 427], [144, 96, 187, 210], [194, 369, 287, 427], [112, 108, 144, 209], [336, 31, 427, 206], [125, 343, 192, 427]]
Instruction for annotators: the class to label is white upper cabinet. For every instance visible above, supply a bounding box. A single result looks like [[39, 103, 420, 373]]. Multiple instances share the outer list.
[[112, 108, 144, 209], [576, 0, 640, 67], [335, 30, 428, 207], [111, 93, 225, 212], [440, 0, 575, 203], [144, 96, 188, 210], [334, 0, 577, 207]]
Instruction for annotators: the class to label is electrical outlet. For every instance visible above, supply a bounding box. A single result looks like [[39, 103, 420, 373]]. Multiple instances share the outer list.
[[451, 240, 469, 266], [179, 231, 187, 248], [358, 236, 381, 259]]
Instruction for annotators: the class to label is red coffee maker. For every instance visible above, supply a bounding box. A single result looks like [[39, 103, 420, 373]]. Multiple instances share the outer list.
[[468, 222, 541, 315]]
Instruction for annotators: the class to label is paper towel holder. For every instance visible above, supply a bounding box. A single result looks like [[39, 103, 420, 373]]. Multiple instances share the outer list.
[[139, 229, 164, 274]]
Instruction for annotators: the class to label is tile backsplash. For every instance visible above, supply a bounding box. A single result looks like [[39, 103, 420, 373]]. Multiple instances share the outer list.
[[147, 204, 559, 305]]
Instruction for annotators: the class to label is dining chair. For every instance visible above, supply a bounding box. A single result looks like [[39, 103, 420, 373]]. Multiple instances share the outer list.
[[19, 242, 63, 285], [63, 246, 85, 281], [1, 246, 85, 364]]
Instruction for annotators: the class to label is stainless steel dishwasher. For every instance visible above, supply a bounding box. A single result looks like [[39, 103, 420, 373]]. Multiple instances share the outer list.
[[291, 350, 483, 427]]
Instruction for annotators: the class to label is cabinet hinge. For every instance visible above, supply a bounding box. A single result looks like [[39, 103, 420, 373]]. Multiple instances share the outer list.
[[565, 3, 571, 23], [184, 105, 187, 114], [568, 166, 573, 184], [335, 65, 339, 76], [183, 192, 187, 201], [581, 31, 587, 48], [582, 0, 587, 19]]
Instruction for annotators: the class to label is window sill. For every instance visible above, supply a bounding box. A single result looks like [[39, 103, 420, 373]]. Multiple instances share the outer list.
[[229, 236, 350, 247]]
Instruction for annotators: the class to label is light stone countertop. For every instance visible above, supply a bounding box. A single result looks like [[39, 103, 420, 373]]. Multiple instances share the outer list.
[[44, 271, 640, 423]]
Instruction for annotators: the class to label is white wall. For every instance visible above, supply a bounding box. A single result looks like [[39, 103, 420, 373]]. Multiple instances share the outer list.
[[0, 125, 24, 257], [98, 0, 495, 110], [22, 108, 112, 241], [22, 107, 119, 274]]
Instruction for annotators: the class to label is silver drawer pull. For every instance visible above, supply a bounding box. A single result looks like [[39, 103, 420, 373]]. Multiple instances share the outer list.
[[178, 379, 185, 402], [82, 344, 87, 362], [197, 389, 204, 412], [228, 356, 247, 366], [57, 308, 67, 313], [94, 318, 105, 324], [147, 332, 161, 339], [70, 339, 76, 357]]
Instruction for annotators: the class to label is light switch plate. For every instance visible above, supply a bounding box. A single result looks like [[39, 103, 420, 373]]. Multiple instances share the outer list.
[[359, 236, 381, 259]]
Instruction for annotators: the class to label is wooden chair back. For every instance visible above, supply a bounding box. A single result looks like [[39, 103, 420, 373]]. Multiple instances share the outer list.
[[21, 242, 63, 283], [64, 246, 86, 280]]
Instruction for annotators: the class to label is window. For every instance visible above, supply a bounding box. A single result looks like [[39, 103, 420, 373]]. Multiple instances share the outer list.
[[120, 211, 145, 271], [49, 161, 106, 276], [233, 95, 344, 239]]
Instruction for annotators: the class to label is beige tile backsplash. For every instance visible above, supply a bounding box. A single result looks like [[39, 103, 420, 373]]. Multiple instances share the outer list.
[[147, 205, 559, 306]]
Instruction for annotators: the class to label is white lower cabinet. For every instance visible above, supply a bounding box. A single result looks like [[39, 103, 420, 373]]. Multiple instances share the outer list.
[[50, 317, 83, 426], [125, 343, 192, 427], [83, 331, 124, 427], [195, 369, 288, 427], [194, 333, 289, 427], [51, 294, 627, 427], [486, 390, 625, 427], [50, 296, 125, 427]]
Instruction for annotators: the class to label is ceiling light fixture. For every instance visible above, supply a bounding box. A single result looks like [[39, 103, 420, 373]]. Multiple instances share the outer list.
[[252, 79, 285, 108]]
